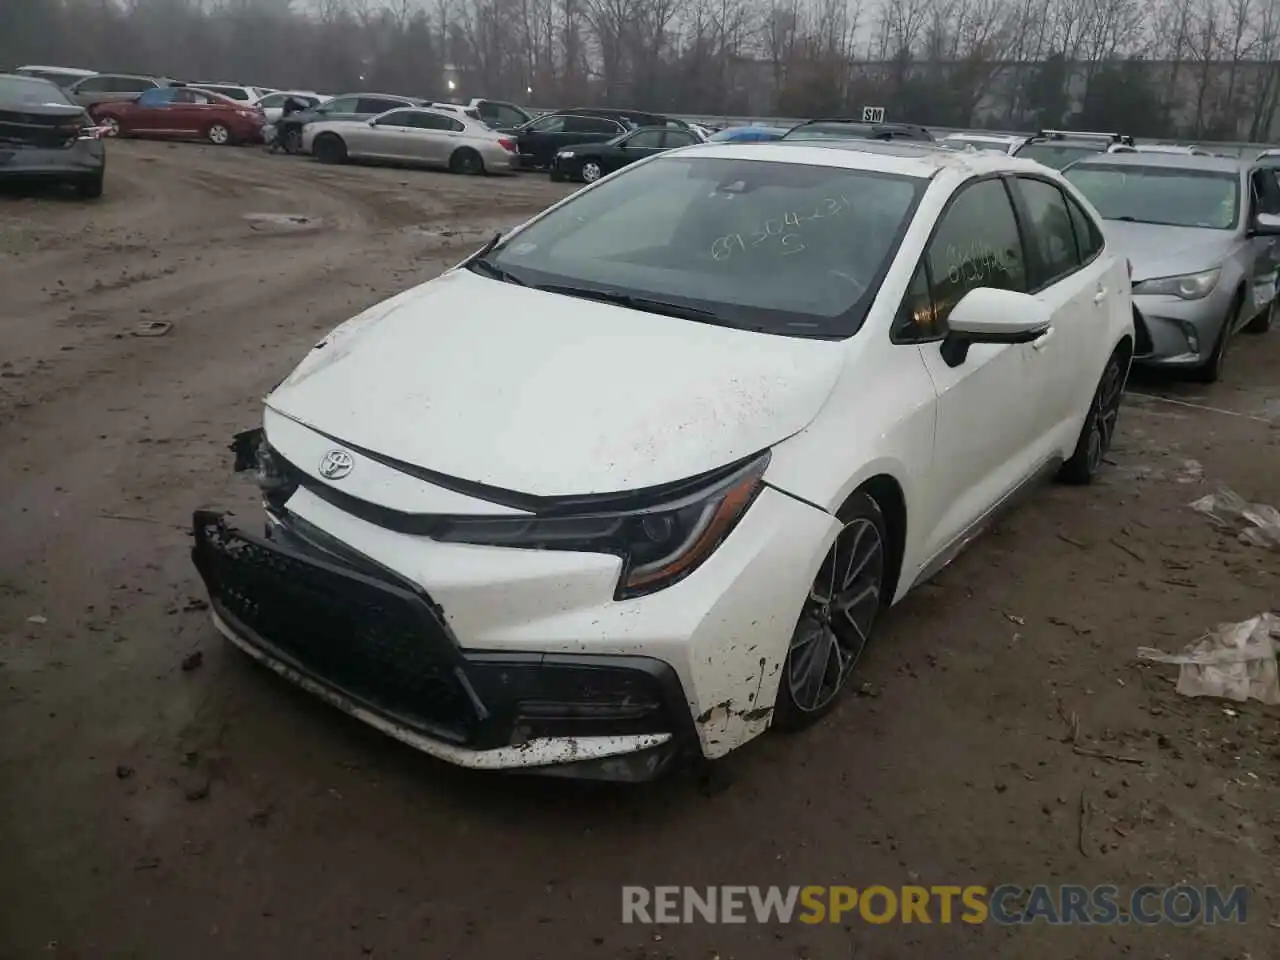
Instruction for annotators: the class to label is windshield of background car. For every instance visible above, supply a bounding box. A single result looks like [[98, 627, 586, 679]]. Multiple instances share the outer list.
[[0, 75, 74, 106], [782, 122, 873, 140], [487, 155, 925, 338], [1063, 163, 1241, 229], [1014, 142, 1106, 169]]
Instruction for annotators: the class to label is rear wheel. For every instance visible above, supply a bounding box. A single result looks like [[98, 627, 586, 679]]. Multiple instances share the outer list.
[[206, 122, 232, 146], [449, 148, 484, 175], [313, 134, 347, 165], [1059, 348, 1127, 485], [1244, 296, 1274, 334], [772, 493, 887, 731]]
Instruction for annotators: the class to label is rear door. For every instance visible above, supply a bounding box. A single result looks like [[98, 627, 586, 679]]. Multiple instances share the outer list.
[[894, 177, 1048, 564], [413, 112, 464, 165], [1009, 175, 1116, 448], [517, 113, 567, 166]]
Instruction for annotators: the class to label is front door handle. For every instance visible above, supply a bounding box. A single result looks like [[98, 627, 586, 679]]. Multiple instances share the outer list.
[[1032, 326, 1055, 350], [1093, 287, 1108, 304]]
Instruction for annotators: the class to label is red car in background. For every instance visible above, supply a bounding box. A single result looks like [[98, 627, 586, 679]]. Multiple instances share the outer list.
[[92, 86, 264, 145]]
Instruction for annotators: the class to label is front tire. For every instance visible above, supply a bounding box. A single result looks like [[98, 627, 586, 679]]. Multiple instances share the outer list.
[[772, 493, 887, 732], [99, 116, 122, 138], [1059, 348, 1127, 485], [580, 159, 603, 183], [313, 134, 347, 164], [1244, 296, 1274, 334]]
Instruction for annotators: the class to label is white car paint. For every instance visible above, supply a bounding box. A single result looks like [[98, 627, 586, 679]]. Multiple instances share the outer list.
[[204, 141, 1134, 776], [941, 132, 1026, 155]]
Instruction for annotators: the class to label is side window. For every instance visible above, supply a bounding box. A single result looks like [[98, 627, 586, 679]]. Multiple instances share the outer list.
[[75, 76, 112, 93], [376, 109, 416, 126], [445, 116, 465, 132], [322, 97, 358, 114], [924, 179, 1028, 328], [1015, 177, 1081, 287], [258, 93, 285, 108], [662, 130, 697, 148], [495, 105, 526, 127], [893, 263, 939, 342], [222, 89, 249, 101], [528, 114, 565, 133], [411, 112, 455, 131], [114, 77, 154, 93], [626, 130, 665, 149], [171, 89, 198, 104], [1065, 194, 1105, 261], [138, 88, 174, 106]]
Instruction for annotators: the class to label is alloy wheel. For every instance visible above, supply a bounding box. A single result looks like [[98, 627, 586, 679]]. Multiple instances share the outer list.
[[1086, 358, 1124, 473], [786, 517, 885, 714], [103, 117, 120, 137], [581, 161, 602, 183], [208, 124, 230, 145]]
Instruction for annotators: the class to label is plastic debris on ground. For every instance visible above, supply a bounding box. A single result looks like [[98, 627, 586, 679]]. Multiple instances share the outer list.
[[1189, 487, 1280, 549], [1137, 614, 1280, 704]]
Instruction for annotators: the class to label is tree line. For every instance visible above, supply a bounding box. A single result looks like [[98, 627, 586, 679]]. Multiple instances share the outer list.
[[3, 0, 1279, 141]]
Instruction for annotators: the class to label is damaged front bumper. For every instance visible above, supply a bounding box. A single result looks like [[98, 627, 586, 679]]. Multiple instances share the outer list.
[[191, 508, 696, 781]]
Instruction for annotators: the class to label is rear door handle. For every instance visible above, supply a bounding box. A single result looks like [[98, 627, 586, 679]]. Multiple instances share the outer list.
[[1032, 326, 1055, 350]]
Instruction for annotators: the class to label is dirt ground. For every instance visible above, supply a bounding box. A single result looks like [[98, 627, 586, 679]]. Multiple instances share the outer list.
[[1, 141, 1278, 960]]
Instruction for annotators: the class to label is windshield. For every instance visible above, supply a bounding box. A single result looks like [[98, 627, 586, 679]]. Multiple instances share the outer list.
[[1064, 163, 1240, 229], [1014, 142, 1107, 169], [0, 75, 74, 106], [484, 155, 925, 338]]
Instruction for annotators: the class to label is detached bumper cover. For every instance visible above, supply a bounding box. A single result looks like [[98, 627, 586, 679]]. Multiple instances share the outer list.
[[191, 510, 696, 778]]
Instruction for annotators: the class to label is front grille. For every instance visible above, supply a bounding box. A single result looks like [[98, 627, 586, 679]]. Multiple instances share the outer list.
[[0, 109, 81, 148], [192, 512, 479, 741]]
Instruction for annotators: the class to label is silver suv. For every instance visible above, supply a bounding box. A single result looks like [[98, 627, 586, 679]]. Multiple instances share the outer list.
[[1063, 152, 1280, 381], [66, 74, 173, 110]]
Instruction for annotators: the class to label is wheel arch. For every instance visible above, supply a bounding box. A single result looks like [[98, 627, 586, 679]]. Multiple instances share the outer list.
[[844, 473, 907, 607]]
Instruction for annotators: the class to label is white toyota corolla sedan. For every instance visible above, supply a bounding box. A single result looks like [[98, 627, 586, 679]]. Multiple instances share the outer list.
[[193, 140, 1134, 781]]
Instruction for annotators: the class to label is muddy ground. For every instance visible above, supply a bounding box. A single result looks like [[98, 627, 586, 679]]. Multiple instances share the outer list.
[[1, 141, 1278, 960]]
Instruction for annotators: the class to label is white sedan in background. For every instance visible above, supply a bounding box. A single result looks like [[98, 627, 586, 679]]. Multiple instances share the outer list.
[[255, 90, 327, 124], [194, 141, 1134, 781], [301, 106, 517, 174]]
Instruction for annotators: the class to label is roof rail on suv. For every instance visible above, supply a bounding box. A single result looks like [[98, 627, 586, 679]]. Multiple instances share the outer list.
[[1034, 128, 1135, 146]]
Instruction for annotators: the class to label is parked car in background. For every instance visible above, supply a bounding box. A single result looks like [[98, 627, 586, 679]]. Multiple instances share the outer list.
[[688, 122, 716, 140], [1063, 152, 1279, 381], [274, 93, 426, 154], [1013, 129, 1132, 169], [0, 73, 105, 198], [940, 132, 1025, 154], [782, 119, 935, 142], [194, 140, 1135, 780], [13, 65, 97, 88], [550, 125, 702, 182], [564, 106, 691, 132], [512, 111, 628, 169], [302, 106, 516, 174], [460, 98, 534, 130], [707, 125, 788, 143], [92, 86, 264, 145], [187, 82, 273, 104], [255, 90, 327, 125], [1108, 143, 1214, 156], [66, 73, 174, 110]]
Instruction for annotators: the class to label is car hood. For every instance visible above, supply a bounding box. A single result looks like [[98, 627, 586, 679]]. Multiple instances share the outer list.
[[1101, 219, 1240, 282], [266, 269, 846, 498]]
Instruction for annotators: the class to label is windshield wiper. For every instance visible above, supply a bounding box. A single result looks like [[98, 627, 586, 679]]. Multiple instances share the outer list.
[[534, 284, 722, 323], [467, 256, 526, 286]]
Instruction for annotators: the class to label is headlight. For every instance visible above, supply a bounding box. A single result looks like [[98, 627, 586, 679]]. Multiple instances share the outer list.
[[433, 452, 770, 599], [1133, 268, 1221, 300], [558, 150, 575, 159]]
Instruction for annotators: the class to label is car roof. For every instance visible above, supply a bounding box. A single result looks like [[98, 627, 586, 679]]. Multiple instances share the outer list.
[[685, 138, 1048, 180], [1070, 151, 1243, 173], [944, 132, 1022, 141]]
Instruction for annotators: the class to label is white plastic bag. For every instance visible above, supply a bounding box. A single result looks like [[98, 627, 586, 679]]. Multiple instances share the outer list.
[[1190, 488, 1280, 549], [1137, 614, 1280, 704]]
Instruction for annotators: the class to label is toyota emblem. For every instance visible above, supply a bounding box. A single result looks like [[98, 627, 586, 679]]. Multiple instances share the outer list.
[[318, 448, 354, 480]]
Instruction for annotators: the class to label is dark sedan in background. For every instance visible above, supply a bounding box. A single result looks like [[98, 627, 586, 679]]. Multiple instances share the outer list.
[[0, 73, 105, 198], [549, 125, 702, 182]]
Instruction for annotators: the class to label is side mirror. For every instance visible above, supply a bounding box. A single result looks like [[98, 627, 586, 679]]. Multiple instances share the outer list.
[[1250, 212, 1280, 236], [940, 287, 1053, 368]]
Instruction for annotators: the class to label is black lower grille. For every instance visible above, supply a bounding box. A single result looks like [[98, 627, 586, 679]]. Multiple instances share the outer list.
[[192, 511, 479, 740], [1133, 306, 1153, 357]]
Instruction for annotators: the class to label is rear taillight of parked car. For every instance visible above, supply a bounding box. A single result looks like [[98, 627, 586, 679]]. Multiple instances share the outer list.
[[498, 138, 515, 152]]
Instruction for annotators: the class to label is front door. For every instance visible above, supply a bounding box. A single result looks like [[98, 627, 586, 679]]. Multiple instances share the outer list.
[[904, 177, 1054, 564], [610, 128, 666, 173]]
